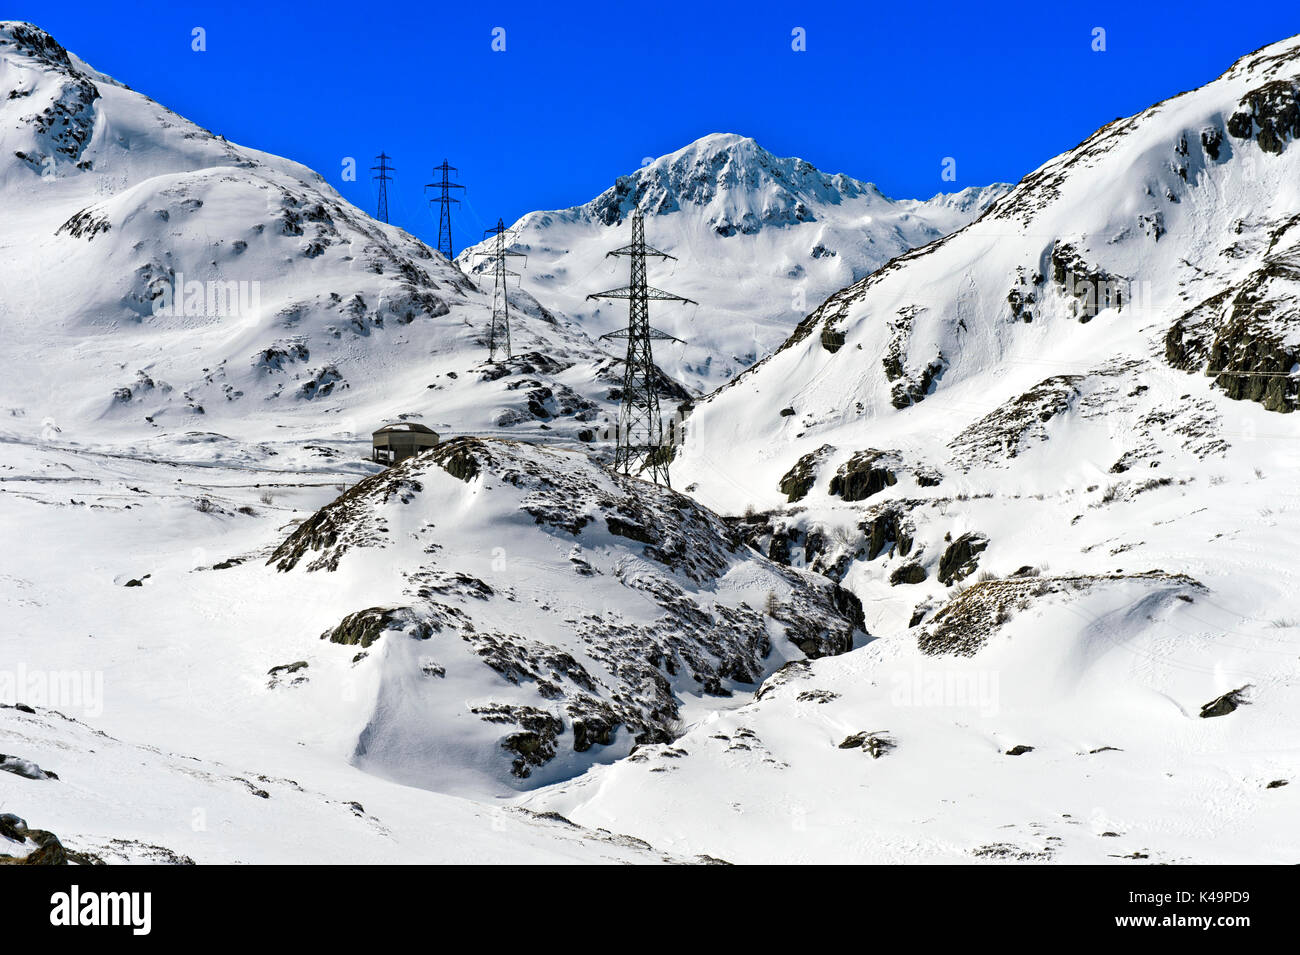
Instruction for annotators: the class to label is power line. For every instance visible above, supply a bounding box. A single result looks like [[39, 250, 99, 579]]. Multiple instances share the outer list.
[[425, 160, 465, 260], [474, 218, 526, 363], [588, 212, 695, 487], [371, 153, 395, 227]]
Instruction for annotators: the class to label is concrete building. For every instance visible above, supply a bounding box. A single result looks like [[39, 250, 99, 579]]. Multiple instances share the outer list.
[[372, 423, 439, 465]]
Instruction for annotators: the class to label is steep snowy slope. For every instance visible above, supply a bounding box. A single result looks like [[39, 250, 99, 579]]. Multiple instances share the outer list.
[[675, 38, 1300, 504], [521, 34, 1300, 862], [0, 22, 636, 454], [458, 134, 1009, 392]]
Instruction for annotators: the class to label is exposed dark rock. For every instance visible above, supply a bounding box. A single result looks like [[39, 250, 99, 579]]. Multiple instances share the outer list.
[[606, 515, 656, 544], [269, 466, 424, 572], [272, 437, 864, 783], [919, 572, 1204, 657], [777, 444, 833, 502], [1050, 242, 1127, 318], [838, 732, 896, 758], [1164, 258, 1300, 414], [796, 689, 840, 703], [0, 813, 27, 842], [321, 607, 431, 648], [435, 437, 484, 482], [0, 755, 56, 781], [267, 660, 310, 689], [472, 704, 565, 778], [570, 706, 619, 752], [1200, 126, 1223, 160], [937, 532, 988, 585], [861, 505, 914, 560], [1199, 685, 1252, 718], [0, 828, 68, 865], [820, 326, 846, 353], [267, 660, 308, 676], [890, 562, 927, 585], [1004, 744, 1035, 756], [828, 449, 900, 502], [1205, 318, 1297, 413], [881, 305, 948, 408], [1226, 79, 1300, 155]]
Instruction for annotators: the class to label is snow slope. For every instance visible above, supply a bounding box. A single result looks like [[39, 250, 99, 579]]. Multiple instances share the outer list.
[[458, 133, 1009, 393], [520, 35, 1300, 862], [1, 701, 715, 864], [260, 437, 863, 796], [0, 21, 644, 457], [6, 18, 1300, 865]]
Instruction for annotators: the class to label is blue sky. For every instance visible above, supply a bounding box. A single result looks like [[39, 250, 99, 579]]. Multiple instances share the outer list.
[[13, 1, 1300, 249]]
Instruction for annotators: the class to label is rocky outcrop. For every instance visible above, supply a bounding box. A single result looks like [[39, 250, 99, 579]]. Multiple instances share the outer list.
[[828, 449, 901, 502], [838, 732, 896, 758], [1206, 320, 1298, 412], [1199, 685, 1252, 718], [937, 532, 988, 585], [861, 506, 915, 561], [918, 572, 1204, 656], [1226, 80, 1300, 155], [890, 562, 927, 585], [1049, 242, 1128, 318], [1164, 255, 1300, 414], [777, 444, 834, 502], [471, 704, 566, 779], [0, 754, 57, 780], [320, 607, 435, 648], [273, 438, 866, 788], [0, 816, 68, 865]]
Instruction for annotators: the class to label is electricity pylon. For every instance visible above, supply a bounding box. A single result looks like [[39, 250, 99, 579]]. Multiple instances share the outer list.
[[425, 160, 464, 259], [474, 218, 526, 363], [587, 212, 694, 487], [370, 152, 394, 224]]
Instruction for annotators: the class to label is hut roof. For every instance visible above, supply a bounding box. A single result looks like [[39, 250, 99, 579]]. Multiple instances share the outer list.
[[373, 422, 437, 436]]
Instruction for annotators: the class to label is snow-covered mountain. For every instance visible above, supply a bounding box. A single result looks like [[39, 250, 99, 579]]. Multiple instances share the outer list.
[[458, 133, 1009, 392], [6, 16, 1300, 866], [0, 21, 643, 454], [535, 34, 1300, 862], [0, 22, 869, 863]]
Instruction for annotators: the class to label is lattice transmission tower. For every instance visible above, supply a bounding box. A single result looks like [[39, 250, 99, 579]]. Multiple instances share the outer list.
[[370, 152, 394, 224], [425, 160, 465, 259], [587, 212, 694, 487], [474, 218, 526, 363]]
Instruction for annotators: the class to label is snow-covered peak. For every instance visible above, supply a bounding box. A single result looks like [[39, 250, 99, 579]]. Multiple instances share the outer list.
[[580, 132, 885, 234], [1219, 31, 1300, 82], [0, 21, 74, 70], [460, 135, 1010, 392], [0, 20, 123, 89]]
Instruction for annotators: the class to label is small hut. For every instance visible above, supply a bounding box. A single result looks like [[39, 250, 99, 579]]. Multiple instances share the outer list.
[[372, 423, 439, 465]]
